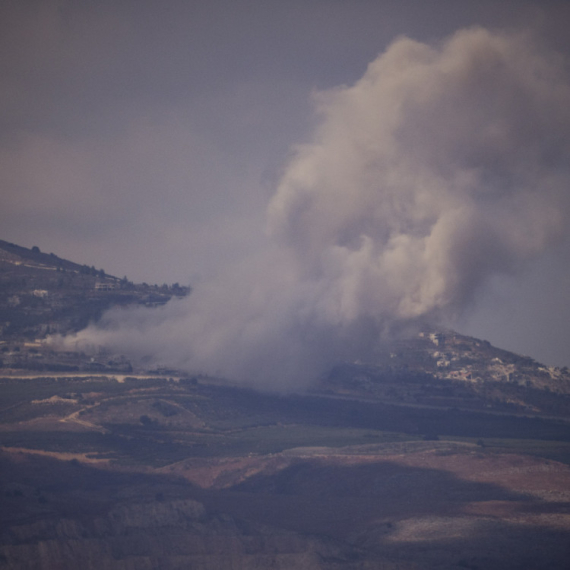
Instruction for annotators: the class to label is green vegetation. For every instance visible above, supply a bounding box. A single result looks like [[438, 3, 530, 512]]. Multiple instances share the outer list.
[[445, 436, 570, 466], [226, 424, 413, 454], [2, 374, 570, 470]]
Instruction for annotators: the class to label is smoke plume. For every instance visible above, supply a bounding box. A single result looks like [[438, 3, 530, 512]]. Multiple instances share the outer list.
[[62, 27, 570, 389]]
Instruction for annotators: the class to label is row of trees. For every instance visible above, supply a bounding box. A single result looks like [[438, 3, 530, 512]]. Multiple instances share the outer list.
[[31, 247, 191, 296]]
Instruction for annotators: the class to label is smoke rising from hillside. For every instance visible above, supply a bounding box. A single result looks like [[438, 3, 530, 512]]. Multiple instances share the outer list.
[[64, 27, 570, 389]]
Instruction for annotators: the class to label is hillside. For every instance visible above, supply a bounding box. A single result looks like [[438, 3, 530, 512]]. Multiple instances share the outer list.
[[0, 240, 189, 372], [315, 330, 570, 419], [1, 241, 569, 569], [1, 373, 570, 569]]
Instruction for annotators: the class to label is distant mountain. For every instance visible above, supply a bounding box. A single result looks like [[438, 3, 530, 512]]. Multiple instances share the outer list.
[[0, 239, 190, 341], [316, 329, 570, 419]]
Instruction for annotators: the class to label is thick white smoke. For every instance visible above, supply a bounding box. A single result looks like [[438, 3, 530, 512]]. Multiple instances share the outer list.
[[62, 27, 570, 389]]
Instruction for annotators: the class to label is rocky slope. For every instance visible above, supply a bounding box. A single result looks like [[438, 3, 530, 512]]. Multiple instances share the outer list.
[[0, 449, 351, 570], [317, 330, 570, 418]]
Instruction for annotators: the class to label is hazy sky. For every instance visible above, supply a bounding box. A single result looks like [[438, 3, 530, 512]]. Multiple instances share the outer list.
[[2, 0, 570, 371]]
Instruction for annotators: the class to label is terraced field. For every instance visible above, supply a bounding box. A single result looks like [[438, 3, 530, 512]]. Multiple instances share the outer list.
[[1, 373, 570, 568]]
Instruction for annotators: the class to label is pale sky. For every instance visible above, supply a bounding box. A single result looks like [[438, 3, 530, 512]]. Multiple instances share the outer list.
[[2, 0, 570, 370]]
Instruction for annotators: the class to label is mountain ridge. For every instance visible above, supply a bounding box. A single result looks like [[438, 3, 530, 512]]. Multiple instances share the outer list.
[[0, 239, 190, 342]]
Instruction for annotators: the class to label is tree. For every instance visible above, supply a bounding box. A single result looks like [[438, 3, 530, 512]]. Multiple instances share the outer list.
[[140, 414, 153, 426]]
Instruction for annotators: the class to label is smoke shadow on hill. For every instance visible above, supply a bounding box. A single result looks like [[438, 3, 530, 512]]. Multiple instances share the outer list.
[[1, 449, 570, 569], [198, 458, 570, 569]]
